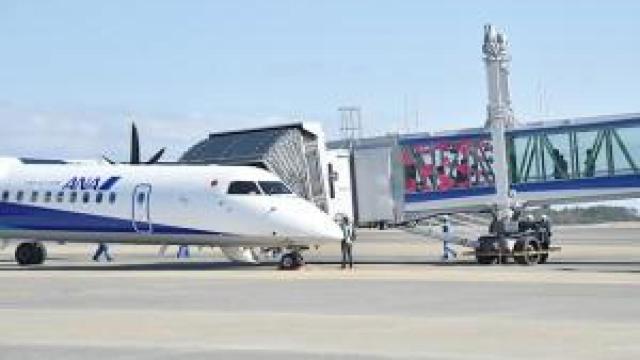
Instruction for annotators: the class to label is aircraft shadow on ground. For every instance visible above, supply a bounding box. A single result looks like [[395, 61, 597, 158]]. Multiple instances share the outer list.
[[0, 261, 276, 271], [0, 259, 637, 271]]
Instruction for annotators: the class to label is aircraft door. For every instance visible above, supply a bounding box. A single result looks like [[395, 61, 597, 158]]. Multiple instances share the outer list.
[[132, 183, 153, 233]]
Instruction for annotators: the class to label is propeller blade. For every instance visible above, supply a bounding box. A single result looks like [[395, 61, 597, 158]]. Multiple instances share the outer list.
[[130, 123, 140, 164], [102, 156, 116, 164], [146, 147, 166, 165]]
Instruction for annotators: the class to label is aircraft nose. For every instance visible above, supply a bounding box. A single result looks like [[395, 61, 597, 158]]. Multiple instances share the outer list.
[[305, 212, 343, 240], [273, 199, 343, 241]]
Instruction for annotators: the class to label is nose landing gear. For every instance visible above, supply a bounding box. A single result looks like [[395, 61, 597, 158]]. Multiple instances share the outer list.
[[279, 251, 305, 270]]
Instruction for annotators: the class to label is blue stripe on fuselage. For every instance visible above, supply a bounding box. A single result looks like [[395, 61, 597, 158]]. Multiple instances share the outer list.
[[0, 202, 220, 235]]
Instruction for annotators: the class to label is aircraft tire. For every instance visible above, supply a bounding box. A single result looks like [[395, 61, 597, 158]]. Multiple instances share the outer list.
[[475, 240, 497, 265], [293, 252, 305, 268], [33, 242, 47, 264], [538, 241, 550, 264], [513, 238, 540, 265], [279, 252, 304, 270], [15, 242, 46, 266], [279, 253, 296, 270]]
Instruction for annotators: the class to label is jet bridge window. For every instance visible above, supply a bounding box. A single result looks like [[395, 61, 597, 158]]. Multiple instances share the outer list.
[[509, 123, 640, 183], [258, 181, 292, 195], [227, 181, 262, 195]]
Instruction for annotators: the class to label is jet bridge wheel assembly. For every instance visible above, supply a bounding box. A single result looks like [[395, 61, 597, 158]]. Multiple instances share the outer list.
[[474, 235, 546, 265], [538, 241, 550, 264], [15, 242, 47, 266], [513, 237, 541, 265], [475, 236, 499, 265]]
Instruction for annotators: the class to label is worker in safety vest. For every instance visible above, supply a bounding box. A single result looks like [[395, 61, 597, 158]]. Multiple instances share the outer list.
[[340, 216, 354, 269], [441, 215, 457, 261], [177, 245, 190, 258]]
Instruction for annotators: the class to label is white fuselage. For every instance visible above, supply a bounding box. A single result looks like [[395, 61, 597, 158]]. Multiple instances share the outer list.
[[0, 158, 342, 247]]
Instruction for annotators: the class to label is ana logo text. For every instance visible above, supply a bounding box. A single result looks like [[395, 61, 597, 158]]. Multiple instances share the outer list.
[[61, 176, 121, 191]]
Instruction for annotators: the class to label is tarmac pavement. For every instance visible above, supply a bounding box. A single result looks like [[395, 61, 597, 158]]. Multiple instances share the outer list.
[[0, 225, 638, 359]]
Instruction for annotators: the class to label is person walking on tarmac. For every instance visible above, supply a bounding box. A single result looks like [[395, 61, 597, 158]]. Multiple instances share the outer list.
[[441, 215, 457, 261], [177, 245, 190, 258], [340, 216, 354, 269], [92, 242, 113, 262]]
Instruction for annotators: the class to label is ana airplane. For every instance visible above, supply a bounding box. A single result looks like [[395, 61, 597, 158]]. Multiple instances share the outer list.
[[0, 130, 342, 269]]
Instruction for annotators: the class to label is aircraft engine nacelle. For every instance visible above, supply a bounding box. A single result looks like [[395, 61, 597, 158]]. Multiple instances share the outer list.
[[219, 246, 259, 263]]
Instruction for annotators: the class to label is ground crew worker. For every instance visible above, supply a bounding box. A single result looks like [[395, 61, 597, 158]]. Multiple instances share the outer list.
[[92, 242, 113, 262], [177, 245, 190, 258], [540, 214, 551, 238], [442, 215, 457, 261], [340, 216, 354, 269], [584, 149, 596, 177], [519, 214, 535, 232]]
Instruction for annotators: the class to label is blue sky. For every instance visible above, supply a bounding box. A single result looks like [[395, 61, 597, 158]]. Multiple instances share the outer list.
[[0, 1, 638, 161]]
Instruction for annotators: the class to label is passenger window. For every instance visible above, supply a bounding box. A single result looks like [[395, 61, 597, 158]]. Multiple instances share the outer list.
[[16, 191, 24, 202], [96, 192, 103, 204], [44, 191, 52, 203], [82, 192, 90, 203], [137, 192, 145, 204], [56, 191, 64, 203], [109, 192, 117, 204], [227, 181, 262, 195], [30, 191, 38, 202], [69, 191, 78, 203], [1, 190, 9, 202]]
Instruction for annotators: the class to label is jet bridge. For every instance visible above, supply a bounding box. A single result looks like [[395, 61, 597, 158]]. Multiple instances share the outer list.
[[180, 122, 330, 212], [338, 113, 640, 223], [508, 113, 640, 205]]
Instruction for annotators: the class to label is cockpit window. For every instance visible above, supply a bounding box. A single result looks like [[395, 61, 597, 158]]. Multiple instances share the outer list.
[[227, 181, 262, 195], [258, 181, 292, 195]]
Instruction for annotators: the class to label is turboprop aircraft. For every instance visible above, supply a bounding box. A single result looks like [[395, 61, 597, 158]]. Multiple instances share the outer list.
[[0, 125, 342, 270]]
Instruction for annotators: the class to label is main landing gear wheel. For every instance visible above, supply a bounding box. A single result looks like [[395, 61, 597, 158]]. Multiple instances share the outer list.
[[513, 238, 540, 265], [15, 242, 47, 266], [279, 252, 304, 270]]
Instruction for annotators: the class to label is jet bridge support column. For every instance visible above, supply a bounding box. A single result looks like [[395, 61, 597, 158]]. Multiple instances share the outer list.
[[483, 23, 515, 219], [473, 24, 558, 265], [481, 24, 518, 263]]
